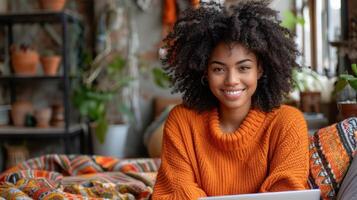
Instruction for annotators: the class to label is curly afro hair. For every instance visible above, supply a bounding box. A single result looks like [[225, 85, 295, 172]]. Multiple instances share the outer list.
[[161, 0, 300, 112]]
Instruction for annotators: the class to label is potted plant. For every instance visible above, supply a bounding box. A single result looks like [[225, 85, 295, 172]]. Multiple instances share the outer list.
[[73, 54, 133, 157], [11, 44, 39, 76], [40, 50, 61, 76], [291, 67, 324, 113], [333, 63, 357, 118]]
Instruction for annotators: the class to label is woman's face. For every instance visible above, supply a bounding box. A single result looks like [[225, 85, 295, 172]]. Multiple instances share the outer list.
[[207, 42, 262, 112]]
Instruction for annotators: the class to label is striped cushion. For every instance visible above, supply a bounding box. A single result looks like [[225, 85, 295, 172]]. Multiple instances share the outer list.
[[309, 117, 357, 199]]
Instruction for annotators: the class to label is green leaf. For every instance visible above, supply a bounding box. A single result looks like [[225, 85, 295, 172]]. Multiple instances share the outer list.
[[349, 79, 357, 91], [152, 68, 170, 88], [280, 10, 305, 30], [333, 79, 348, 95], [352, 63, 357, 77], [281, 11, 296, 30], [95, 118, 108, 144], [108, 56, 126, 73], [296, 17, 305, 26], [340, 74, 356, 80]]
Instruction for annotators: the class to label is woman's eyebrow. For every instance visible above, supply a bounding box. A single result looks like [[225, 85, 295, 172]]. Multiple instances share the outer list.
[[235, 59, 252, 65], [209, 59, 253, 66], [209, 60, 226, 66]]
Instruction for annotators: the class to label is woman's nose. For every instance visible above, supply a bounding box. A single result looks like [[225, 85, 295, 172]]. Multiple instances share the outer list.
[[224, 71, 240, 86]]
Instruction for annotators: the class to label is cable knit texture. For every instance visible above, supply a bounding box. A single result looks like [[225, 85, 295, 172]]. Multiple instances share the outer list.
[[152, 104, 309, 200]]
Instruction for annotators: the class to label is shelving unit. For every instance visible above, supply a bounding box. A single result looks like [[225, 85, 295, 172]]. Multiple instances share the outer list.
[[0, 10, 87, 168]]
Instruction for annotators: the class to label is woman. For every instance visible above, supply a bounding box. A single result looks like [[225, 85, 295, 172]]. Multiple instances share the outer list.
[[152, 1, 309, 199]]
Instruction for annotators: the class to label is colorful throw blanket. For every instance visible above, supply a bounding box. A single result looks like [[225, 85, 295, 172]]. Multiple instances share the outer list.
[[0, 154, 160, 200]]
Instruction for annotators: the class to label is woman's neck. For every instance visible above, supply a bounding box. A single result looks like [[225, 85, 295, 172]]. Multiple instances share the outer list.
[[218, 102, 251, 133]]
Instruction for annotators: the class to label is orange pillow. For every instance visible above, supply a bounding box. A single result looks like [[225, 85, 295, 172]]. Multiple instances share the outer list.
[[309, 117, 357, 199]]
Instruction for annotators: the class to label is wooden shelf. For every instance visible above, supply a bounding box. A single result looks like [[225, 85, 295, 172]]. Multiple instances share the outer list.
[[0, 123, 83, 138], [0, 75, 79, 81], [330, 40, 357, 48], [0, 10, 82, 24], [0, 75, 62, 80]]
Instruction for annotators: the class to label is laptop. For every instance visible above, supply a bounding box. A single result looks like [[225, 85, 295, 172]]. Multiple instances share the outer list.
[[199, 189, 320, 200]]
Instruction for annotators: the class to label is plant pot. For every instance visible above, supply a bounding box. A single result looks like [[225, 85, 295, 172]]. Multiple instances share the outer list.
[[11, 49, 39, 76], [40, 56, 61, 76], [300, 91, 321, 113], [338, 101, 357, 119], [50, 104, 64, 127], [11, 101, 33, 127], [91, 124, 129, 158], [34, 107, 52, 128], [39, 0, 66, 11]]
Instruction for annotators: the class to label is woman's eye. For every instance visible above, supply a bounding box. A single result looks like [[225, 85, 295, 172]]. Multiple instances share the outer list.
[[212, 67, 224, 73], [239, 66, 250, 72]]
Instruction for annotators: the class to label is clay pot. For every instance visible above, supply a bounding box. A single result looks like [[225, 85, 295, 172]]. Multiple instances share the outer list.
[[40, 56, 61, 76], [50, 104, 64, 127], [11, 49, 39, 76], [35, 107, 52, 128], [338, 102, 357, 119], [300, 91, 321, 113], [11, 101, 34, 127], [39, 0, 67, 11]]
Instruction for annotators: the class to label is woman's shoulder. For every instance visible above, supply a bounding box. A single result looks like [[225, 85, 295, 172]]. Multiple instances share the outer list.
[[167, 104, 202, 120], [265, 105, 308, 141], [266, 105, 306, 128]]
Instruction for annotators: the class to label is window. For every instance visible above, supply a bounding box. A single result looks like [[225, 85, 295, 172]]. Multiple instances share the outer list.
[[295, 0, 341, 76]]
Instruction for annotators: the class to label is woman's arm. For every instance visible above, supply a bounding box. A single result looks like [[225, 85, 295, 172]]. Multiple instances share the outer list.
[[152, 107, 207, 200], [260, 107, 309, 192]]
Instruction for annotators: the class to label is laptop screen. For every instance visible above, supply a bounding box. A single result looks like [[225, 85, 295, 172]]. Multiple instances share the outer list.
[[198, 189, 321, 200]]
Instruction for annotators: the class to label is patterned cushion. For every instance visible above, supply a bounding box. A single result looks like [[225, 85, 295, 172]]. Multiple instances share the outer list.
[[0, 154, 161, 200], [309, 117, 357, 199]]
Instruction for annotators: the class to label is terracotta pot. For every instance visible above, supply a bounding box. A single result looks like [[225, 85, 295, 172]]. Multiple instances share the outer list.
[[39, 0, 66, 11], [50, 104, 64, 127], [11, 101, 34, 127], [11, 49, 39, 76], [35, 107, 52, 128], [40, 56, 61, 76], [338, 102, 357, 119], [300, 91, 321, 113]]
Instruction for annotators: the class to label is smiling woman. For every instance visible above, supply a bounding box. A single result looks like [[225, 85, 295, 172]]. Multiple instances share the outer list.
[[152, 1, 309, 199]]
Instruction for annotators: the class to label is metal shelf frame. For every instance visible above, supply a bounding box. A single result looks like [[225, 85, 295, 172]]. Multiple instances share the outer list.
[[0, 10, 85, 154]]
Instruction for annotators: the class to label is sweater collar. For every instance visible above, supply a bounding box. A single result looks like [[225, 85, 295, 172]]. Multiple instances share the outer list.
[[208, 107, 266, 151]]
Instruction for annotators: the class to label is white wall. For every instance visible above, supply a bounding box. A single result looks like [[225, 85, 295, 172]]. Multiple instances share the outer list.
[[270, 0, 294, 19]]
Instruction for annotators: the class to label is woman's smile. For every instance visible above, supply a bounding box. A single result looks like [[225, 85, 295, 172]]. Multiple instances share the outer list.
[[221, 88, 245, 100]]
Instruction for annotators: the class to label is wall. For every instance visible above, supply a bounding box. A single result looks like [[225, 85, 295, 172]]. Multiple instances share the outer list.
[[270, 0, 293, 16], [94, 0, 173, 157]]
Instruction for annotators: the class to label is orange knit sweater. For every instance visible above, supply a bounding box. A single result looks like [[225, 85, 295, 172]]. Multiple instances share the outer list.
[[152, 104, 309, 200]]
